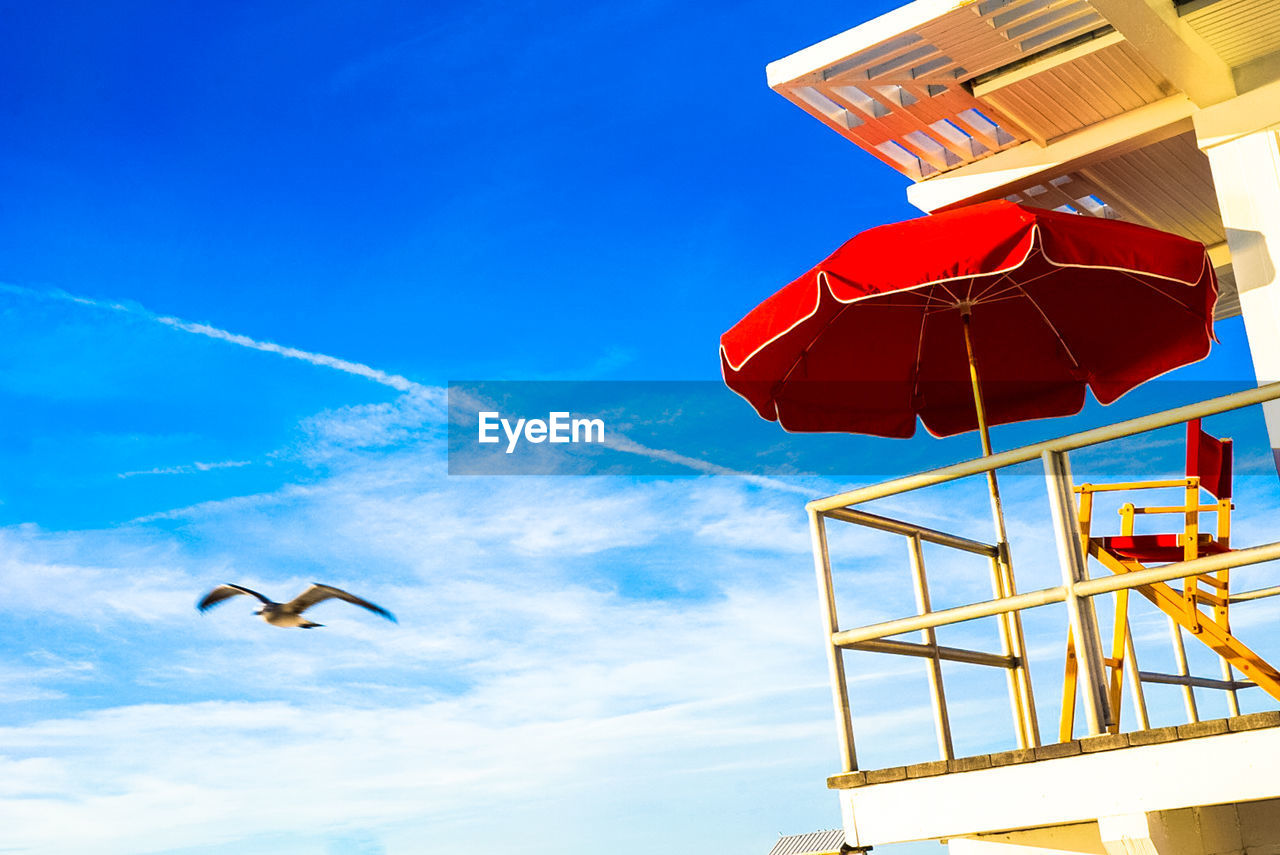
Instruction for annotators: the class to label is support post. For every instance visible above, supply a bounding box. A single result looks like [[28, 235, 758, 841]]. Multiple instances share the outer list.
[[1043, 449, 1112, 735], [1197, 93, 1280, 475], [1124, 632, 1150, 731], [810, 509, 856, 772], [907, 534, 954, 761], [1169, 618, 1201, 723]]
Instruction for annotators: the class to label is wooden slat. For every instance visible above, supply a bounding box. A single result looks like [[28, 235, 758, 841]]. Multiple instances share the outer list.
[[771, 0, 1143, 180], [1104, 42, 1176, 102], [1063, 56, 1131, 115], [982, 87, 1063, 143], [1183, 0, 1280, 67], [1077, 133, 1224, 246], [976, 41, 1172, 144]]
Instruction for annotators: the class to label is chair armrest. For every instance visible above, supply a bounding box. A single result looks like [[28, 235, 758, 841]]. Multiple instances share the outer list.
[[1076, 479, 1198, 493], [1129, 504, 1231, 515]]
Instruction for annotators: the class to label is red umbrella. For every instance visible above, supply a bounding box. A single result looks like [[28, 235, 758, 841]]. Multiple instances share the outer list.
[[722, 201, 1217, 749], [721, 200, 1217, 446]]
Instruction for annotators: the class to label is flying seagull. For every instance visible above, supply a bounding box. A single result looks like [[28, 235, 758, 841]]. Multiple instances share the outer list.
[[197, 582, 396, 628]]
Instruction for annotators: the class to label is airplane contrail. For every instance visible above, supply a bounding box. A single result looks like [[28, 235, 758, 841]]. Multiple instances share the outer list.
[[4, 283, 823, 493], [1, 283, 425, 393]]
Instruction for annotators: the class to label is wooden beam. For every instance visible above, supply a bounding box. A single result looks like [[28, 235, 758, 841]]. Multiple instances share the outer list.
[[907, 93, 1197, 212], [1194, 76, 1280, 150], [972, 30, 1126, 98], [1088, 0, 1235, 107]]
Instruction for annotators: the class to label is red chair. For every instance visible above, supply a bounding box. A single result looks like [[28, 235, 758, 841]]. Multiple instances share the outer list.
[[1096, 418, 1233, 566], [1061, 419, 1280, 740]]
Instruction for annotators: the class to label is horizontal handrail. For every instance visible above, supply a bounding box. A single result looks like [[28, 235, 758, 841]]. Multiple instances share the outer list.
[[1138, 671, 1256, 691], [828, 540, 1280, 646], [832, 586, 1066, 645], [1229, 584, 1280, 603], [808, 381, 1280, 513], [1075, 541, 1280, 597], [811, 383, 1280, 765], [841, 637, 1017, 668], [823, 507, 999, 557]]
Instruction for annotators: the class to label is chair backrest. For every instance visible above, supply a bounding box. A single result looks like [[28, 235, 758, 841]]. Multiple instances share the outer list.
[[1186, 418, 1233, 500]]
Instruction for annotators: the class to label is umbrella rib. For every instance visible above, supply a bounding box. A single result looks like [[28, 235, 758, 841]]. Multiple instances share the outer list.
[[906, 286, 952, 307], [774, 300, 857, 389], [1118, 271, 1211, 321], [973, 281, 1024, 303], [1016, 284, 1083, 371], [910, 303, 929, 407], [871, 298, 935, 308], [774, 282, 962, 390], [935, 281, 962, 305], [971, 273, 1014, 303], [987, 266, 1060, 297], [925, 295, 1025, 315], [776, 287, 943, 389]]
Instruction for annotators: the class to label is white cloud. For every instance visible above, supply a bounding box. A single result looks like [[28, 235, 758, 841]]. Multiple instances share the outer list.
[[0, 531, 845, 854], [0, 394, 861, 852], [8, 286, 1280, 853], [0, 528, 199, 624], [0, 652, 93, 705]]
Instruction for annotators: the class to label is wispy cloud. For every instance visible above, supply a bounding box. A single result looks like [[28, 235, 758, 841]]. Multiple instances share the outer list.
[[129, 483, 320, 524], [118, 460, 254, 479]]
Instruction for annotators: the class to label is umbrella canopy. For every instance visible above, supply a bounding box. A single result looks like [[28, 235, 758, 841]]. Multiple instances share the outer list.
[[720, 200, 1218, 440]]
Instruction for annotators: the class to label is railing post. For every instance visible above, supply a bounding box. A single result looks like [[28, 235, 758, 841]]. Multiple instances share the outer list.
[[907, 533, 954, 761], [809, 509, 856, 771], [1124, 632, 1151, 730], [1169, 620, 1201, 723], [989, 549, 1040, 748], [1042, 449, 1112, 735]]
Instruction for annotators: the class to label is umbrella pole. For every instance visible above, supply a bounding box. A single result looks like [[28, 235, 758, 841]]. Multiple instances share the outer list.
[[960, 312, 1002, 509], [961, 312, 1040, 746]]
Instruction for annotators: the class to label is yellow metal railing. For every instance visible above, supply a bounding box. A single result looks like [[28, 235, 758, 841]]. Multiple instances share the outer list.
[[807, 381, 1280, 774]]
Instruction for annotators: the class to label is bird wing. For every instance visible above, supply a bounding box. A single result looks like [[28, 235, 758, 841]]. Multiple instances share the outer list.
[[284, 583, 396, 622], [197, 583, 272, 612]]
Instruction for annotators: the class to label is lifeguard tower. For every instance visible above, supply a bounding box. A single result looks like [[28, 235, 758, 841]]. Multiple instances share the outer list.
[[763, 1, 1280, 852]]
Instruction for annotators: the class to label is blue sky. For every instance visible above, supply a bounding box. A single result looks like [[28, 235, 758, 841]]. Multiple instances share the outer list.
[[3, 3, 1280, 854]]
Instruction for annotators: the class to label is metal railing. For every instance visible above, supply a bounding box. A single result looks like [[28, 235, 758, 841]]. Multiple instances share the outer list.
[[807, 382, 1280, 774]]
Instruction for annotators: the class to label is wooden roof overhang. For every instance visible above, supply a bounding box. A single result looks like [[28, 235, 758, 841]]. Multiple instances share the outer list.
[[768, 0, 1280, 319]]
